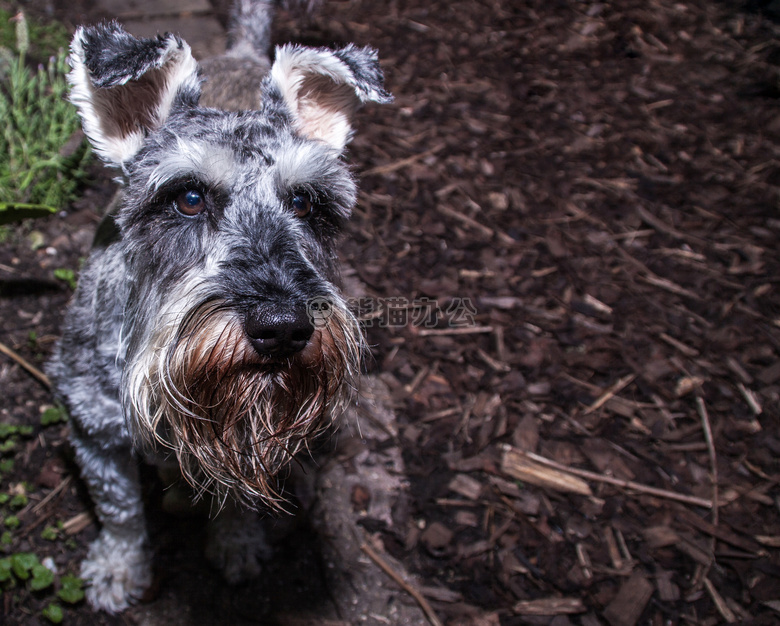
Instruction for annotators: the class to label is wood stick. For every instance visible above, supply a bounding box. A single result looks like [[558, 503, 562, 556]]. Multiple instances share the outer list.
[[361, 144, 446, 177], [436, 203, 495, 238], [501, 446, 593, 496], [0, 340, 50, 388], [704, 577, 737, 623], [583, 373, 636, 415], [696, 397, 719, 534], [513, 597, 586, 616], [417, 326, 494, 337], [361, 542, 443, 626], [31, 476, 72, 516], [737, 382, 763, 415], [501, 445, 712, 509]]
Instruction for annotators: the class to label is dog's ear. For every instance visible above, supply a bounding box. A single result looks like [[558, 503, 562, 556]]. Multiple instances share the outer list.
[[69, 22, 201, 166], [268, 44, 392, 151]]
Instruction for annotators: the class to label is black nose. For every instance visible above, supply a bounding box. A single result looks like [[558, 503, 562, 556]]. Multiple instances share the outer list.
[[245, 302, 314, 358]]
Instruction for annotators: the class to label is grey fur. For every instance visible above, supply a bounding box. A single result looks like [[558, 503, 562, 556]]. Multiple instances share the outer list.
[[48, 1, 390, 613]]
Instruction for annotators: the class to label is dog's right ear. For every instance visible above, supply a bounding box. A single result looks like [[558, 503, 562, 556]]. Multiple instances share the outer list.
[[268, 44, 392, 152], [69, 23, 201, 166]]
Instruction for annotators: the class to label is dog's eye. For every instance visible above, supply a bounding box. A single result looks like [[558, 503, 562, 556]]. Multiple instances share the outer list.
[[290, 193, 313, 219], [176, 189, 205, 216]]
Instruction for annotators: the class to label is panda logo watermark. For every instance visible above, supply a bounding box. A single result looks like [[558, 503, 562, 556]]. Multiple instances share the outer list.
[[307, 296, 335, 328]]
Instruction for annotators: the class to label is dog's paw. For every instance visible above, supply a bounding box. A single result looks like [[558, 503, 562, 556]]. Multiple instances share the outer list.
[[205, 512, 271, 584], [81, 529, 152, 613]]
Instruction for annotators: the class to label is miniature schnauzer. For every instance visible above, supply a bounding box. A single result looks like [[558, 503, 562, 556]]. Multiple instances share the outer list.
[[47, 0, 391, 613]]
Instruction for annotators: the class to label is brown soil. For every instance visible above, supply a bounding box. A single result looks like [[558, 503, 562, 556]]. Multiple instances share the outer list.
[[1, 0, 780, 625]]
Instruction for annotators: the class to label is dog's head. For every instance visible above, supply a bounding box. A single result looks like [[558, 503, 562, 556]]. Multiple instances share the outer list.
[[68, 23, 391, 507]]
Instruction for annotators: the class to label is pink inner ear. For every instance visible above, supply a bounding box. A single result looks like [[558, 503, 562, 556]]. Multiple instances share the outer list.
[[293, 75, 361, 149], [93, 69, 173, 143]]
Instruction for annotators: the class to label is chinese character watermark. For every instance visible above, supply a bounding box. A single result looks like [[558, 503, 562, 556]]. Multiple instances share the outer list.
[[306, 296, 477, 329]]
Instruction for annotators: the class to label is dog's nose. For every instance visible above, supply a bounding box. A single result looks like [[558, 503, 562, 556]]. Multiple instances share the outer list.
[[245, 303, 314, 358]]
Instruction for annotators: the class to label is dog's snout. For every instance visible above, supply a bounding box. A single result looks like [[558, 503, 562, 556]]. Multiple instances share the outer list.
[[245, 302, 314, 358]]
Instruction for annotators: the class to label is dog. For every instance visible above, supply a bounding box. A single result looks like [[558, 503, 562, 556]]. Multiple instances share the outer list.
[[47, 0, 391, 613]]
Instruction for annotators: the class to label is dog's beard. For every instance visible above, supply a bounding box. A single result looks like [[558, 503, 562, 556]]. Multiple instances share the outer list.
[[124, 298, 362, 508]]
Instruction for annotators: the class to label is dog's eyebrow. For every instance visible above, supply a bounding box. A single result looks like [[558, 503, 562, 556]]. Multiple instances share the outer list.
[[273, 138, 344, 191], [148, 138, 237, 192]]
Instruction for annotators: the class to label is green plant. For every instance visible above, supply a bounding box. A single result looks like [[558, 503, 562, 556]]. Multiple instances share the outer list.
[[40, 526, 58, 541], [0, 422, 33, 477], [0, 12, 90, 219], [0, 498, 85, 621], [0, 552, 52, 588], [58, 575, 85, 603], [9, 493, 27, 509], [40, 405, 68, 426], [52, 268, 77, 291], [42, 602, 63, 623]]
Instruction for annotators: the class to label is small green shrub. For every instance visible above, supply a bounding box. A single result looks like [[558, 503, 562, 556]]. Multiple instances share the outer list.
[[0, 12, 90, 219]]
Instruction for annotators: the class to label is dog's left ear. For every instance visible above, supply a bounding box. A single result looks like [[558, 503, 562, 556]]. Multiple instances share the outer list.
[[69, 22, 201, 166], [269, 44, 392, 151]]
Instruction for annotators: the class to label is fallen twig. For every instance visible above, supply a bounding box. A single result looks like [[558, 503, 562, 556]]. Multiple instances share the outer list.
[[583, 373, 636, 415], [500, 445, 712, 508], [361, 144, 446, 177], [0, 340, 50, 388], [704, 577, 737, 623], [500, 446, 593, 496], [660, 332, 700, 357], [417, 326, 494, 337], [62, 511, 93, 535], [696, 397, 719, 536], [737, 382, 763, 415], [361, 542, 443, 626], [31, 476, 72, 517], [513, 597, 586, 616], [435, 203, 495, 238], [19, 477, 72, 538]]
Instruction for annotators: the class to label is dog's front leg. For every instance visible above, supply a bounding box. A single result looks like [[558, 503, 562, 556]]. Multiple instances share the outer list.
[[70, 424, 152, 613], [205, 500, 272, 584]]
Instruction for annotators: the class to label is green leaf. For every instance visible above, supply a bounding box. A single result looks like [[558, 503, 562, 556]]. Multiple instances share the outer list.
[[52, 268, 77, 291], [57, 575, 84, 604], [0, 557, 12, 582], [40, 526, 57, 541], [10, 552, 37, 579], [42, 603, 63, 623], [40, 406, 67, 426], [9, 494, 27, 509], [4, 516, 20, 530], [30, 563, 54, 590], [0, 204, 57, 224]]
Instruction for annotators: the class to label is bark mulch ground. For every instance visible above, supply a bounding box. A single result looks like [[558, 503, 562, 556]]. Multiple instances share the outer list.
[[1, 0, 779, 624]]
